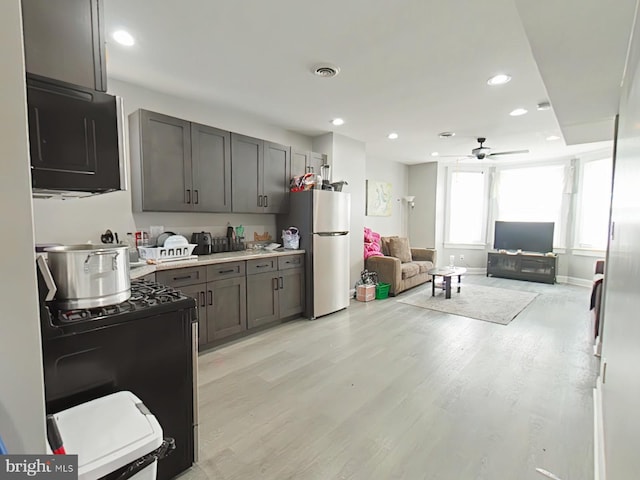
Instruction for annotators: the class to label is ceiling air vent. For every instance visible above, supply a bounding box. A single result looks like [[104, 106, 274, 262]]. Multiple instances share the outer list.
[[312, 64, 340, 78]]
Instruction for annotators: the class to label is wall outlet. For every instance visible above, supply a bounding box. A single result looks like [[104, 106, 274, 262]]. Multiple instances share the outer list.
[[459, 254, 464, 262]]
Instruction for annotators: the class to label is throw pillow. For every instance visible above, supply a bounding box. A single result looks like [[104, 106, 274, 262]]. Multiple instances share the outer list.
[[388, 237, 412, 263], [380, 236, 398, 256]]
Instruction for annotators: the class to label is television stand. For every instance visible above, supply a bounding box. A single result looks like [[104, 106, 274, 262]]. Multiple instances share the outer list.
[[487, 251, 556, 284]]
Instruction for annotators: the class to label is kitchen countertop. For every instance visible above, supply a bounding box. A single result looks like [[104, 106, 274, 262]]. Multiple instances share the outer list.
[[130, 249, 305, 280]]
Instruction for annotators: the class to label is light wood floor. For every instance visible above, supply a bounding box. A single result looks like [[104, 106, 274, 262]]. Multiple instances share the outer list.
[[184, 276, 597, 480]]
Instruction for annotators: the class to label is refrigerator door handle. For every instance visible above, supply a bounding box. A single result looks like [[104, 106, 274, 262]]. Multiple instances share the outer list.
[[315, 231, 349, 236]]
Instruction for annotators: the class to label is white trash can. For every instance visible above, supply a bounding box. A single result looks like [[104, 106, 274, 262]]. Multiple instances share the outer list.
[[51, 391, 168, 480]]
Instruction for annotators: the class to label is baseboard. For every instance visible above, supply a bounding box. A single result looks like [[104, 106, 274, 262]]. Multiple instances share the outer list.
[[594, 375, 606, 480], [555, 275, 592, 287], [462, 267, 486, 275]]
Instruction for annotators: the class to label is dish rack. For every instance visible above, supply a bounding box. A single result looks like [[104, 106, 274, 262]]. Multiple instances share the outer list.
[[137, 244, 197, 261]]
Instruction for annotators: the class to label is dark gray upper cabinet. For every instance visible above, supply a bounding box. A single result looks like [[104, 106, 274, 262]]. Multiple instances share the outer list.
[[130, 110, 233, 213], [309, 152, 327, 176], [191, 123, 231, 212], [291, 150, 310, 177], [131, 110, 192, 212], [231, 133, 263, 213], [263, 142, 291, 214], [231, 135, 290, 214], [22, 0, 107, 91], [291, 150, 327, 178]]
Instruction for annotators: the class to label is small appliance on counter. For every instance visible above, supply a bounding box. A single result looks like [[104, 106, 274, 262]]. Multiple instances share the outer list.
[[191, 232, 212, 255]]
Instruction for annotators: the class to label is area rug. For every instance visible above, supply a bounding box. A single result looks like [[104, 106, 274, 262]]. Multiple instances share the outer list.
[[397, 284, 538, 325]]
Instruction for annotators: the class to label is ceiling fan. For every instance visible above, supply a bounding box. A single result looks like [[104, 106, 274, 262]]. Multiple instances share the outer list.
[[441, 137, 529, 160]]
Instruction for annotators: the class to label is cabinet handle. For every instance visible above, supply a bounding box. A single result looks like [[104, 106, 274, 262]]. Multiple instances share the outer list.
[[186, 189, 191, 204], [199, 291, 206, 308], [172, 274, 193, 281], [279, 276, 284, 289], [258, 195, 263, 207], [218, 268, 236, 274], [256, 263, 271, 268], [264, 195, 268, 207], [194, 189, 199, 204], [208, 290, 213, 306], [273, 277, 279, 291]]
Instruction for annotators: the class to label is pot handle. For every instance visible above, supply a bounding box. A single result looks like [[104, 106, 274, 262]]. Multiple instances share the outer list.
[[84, 251, 120, 273]]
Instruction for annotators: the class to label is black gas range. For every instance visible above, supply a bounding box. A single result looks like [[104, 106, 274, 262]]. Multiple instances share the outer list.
[[38, 276, 198, 480], [42, 279, 196, 335]]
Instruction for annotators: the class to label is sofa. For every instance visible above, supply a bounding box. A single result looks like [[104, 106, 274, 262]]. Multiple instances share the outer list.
[[365, 236, 437, 296]]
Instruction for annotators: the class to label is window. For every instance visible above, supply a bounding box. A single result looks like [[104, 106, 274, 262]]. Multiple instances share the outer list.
[[446, 169, 488, 245], [575, 158, 612, 250], [494, 164, 566, 248]]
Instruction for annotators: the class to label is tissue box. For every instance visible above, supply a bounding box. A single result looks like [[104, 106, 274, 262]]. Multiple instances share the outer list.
[[356, 284, 376, 302]]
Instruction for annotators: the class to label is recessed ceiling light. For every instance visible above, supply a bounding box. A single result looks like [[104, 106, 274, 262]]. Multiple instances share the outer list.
[[509, 108, 528, 116], [431, 152, 439, 157], [438, 131, 456, 138], [331, 118, 344, 126], [387, 132, 399, 140], [487, 74, 512, 86], [546, 135, 561, 141], [537, 102, 552, 111], [112, 30, 135, 46]]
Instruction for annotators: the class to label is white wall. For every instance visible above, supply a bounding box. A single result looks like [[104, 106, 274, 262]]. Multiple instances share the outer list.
[[320, 133, 367, 287], [0, 0, 47, 453], [408, 162, 438, 248], [32, 79, 314, 244], [364, 157, 408, 237], [599, 5, 640, 475]]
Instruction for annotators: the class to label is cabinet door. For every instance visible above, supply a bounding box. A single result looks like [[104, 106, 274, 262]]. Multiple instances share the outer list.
[[263, 142, 291, 214], [247, 271, 279, 328], [191, 123, 231, 212], [178, 284, 207, 347], [309, 152, 327, 175], [22, 0, 106, 91], [231, 133, 263, 213], [139, 111, 192, 211], [207, 277, 247, 341], [278, 268, 305, 319], [27, 80, 120, 192], [291, 150, 309, 178]]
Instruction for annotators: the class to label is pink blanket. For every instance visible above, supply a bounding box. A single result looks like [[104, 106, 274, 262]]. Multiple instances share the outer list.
[[364, 227, 383, 259]]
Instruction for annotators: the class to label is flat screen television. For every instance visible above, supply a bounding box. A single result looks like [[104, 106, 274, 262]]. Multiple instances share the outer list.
[[493, 221, 554, 253]]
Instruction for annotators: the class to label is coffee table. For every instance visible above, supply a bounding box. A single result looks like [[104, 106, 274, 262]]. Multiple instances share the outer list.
[[427, 267, 467, 299]]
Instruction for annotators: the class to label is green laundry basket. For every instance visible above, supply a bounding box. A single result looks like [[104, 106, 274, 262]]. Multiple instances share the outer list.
[[375, 283, 390, 299]]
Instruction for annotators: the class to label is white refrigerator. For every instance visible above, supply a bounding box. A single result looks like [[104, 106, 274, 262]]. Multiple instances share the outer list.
[[279, 190, 350, 319]]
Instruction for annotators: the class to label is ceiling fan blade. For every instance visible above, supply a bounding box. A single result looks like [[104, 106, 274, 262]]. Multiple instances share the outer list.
[[488, 149, 529, 157], [439, 154, 475, 158]]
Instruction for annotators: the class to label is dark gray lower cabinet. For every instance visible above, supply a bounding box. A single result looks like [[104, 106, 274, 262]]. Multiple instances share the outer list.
[[208, 277, 247, 341], [247, 262, 305, 329], [279, 268, 305, 318], [158, 254, 304, 349], [247, 271, 279, 329], [178, 283, 207, 346]]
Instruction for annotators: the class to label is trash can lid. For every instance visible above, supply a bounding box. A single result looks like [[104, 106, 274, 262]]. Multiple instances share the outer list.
[[53, 391, 163, 480]]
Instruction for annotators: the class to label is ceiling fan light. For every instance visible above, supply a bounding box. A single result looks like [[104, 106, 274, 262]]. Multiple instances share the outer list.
[[487, 74, 511, 86]]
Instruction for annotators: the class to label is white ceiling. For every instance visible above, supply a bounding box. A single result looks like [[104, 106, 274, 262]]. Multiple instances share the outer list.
[[104, 0, 636, 165]]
